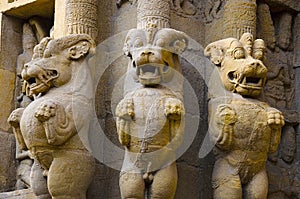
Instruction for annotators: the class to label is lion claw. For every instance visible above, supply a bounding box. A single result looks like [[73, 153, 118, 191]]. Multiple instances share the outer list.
[[8, 108, 24, 127], [35, 101, 57, 122], [164, 98, 184, 120], [267, 109, 284, 129]]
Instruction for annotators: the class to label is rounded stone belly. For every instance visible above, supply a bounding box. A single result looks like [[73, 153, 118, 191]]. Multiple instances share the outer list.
[[20, 105, 49, 149], [129, 94, 170, 149], [232, 103, 271, 151]]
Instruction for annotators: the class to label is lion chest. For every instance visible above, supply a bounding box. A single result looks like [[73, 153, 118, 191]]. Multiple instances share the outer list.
[[230, 99, 271, 152], [126, 88, 175, 150], [20, 96, 70, 149]]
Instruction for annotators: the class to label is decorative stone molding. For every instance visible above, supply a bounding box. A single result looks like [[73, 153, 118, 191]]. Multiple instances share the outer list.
[[137, 0, 171, 29], [66, 0, 98, 40]]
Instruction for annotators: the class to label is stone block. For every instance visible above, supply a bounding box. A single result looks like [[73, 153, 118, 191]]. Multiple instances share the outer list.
[[0, 69, 15, 132], [0, 0, 54, 19], [0, 131, 16, 192], [265, 0, 300, 11], [0, 189, 36, 199]]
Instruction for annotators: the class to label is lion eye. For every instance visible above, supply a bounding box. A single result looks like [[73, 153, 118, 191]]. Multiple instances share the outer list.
[[134, 38, 143, 48], [233, 48, 245, 59]]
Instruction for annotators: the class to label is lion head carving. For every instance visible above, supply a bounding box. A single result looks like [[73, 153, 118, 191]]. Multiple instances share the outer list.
[[204, 33, 267, 97], [8, 34, 96, 198], [123, 28, 188, 86], [22, 34, 96, 98]]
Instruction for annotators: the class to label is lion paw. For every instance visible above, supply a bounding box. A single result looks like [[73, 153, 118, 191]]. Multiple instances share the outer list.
[[34, 101, 57, 122], [116, 98, 134, 120], [164, 98, 185, 120], [8, 108, 24, 128], [267, 109, 284, 129], [216, 104, 237, 125]]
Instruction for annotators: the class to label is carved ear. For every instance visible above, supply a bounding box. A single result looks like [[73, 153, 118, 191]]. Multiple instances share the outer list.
[[69, 41, 90, 59], [173, 38, 187, 54], [204, 44, 224, 65]]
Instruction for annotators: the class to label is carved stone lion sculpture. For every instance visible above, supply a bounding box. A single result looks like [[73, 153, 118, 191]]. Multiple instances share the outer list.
[[8, 34, 96, 199], [116, 28, 187, 199], [204, 33, 284, 199]]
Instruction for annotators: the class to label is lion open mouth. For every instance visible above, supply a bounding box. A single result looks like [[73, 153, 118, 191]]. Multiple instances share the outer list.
[[227, 71, 264, 90], [137, 63, 170, 85], [25, 69, 58, 95]]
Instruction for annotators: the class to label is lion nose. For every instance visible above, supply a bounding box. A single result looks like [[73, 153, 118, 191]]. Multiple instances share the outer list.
[[141, 50, 154, 56], [250, 62, 260, 67], [247, 61, 267, 76]]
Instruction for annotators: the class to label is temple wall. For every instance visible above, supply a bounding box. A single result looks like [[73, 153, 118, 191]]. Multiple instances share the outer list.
[[0, 0, 299, 198]]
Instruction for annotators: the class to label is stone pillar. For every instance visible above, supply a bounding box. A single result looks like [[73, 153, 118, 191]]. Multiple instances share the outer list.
[[53, 0, 67, 38], [137, 0, 171, 29], [222, 0, 256, 39], [53, 0, 98, 40], [0, 13, 23, 192], [256, 3, 276, 49]]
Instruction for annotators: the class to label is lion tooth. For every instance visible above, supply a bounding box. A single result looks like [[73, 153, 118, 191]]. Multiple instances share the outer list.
[[140, 68, 144, 75], [155, 67, 159, 75], [33, 93, 42, 100], [242, 77, 247, 84]]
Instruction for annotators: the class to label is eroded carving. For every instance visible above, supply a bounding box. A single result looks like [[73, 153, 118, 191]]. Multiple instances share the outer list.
[[66, 0, 98, 40], [137, 0, 171, 29], [172, 0, 197, 16], [117, 28, 187, 199], [205, 33, 284, 199], [204, 0, 223, 22], [8, 34, 96, 199], [264, 12, 295, 115], [267, 126, 300, 199], [222, 0, 256, 39], [256, 3, 276, 50], [15, 23, 36, 191]]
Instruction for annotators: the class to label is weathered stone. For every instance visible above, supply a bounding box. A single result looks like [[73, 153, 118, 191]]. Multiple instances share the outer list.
[[0, 0, 299, 198], [0, 189, 36, 199], [117, 27, 187, 198], [264, 0, 300, 12], [0, 69, 15, 132], [222, 0, 257, 39], [116, 2, 189, 197], [53, 0, 98, 40], [0, 0, 54, 19], [205, 33, 284, 198], [0, 131, 16, 192], [294, 13, 300, 162], [257, 3, 276, 49], [175, 162, 204, 199], [7, 35, 97, 198]]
